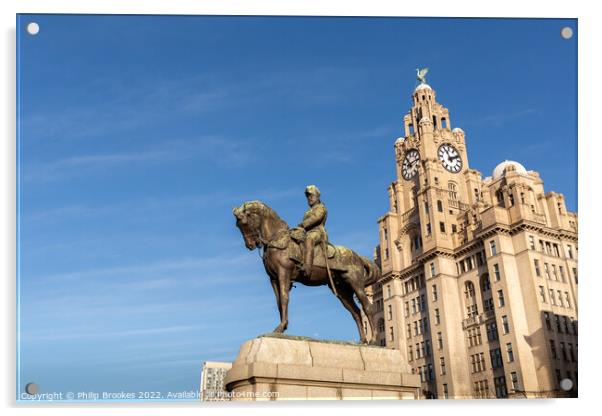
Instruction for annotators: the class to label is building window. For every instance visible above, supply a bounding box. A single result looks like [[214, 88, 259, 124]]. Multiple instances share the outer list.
[[452, 224, 457, 233], [425, 339, 431, 357], [567, 245, 574, 259], [565, 292, 571, 308], [424, 201, 429, 215], [383, 228, 388, 241], [549, 289, 556, 306], [543, 312, 552, 330], [557, 290, 564, 307], [493, 264, 501, 281], [465, 281, 476, 298], [437, 200, 443, 212], [426, 223, 432, 235], [439, 222, 446, 233], [406, 323, 411, 339], [506, 343, 514, 362], [388, 304, 393, 320], [534, 259, 541, 277], [510, 372, 519, 391], [490, 348, 503, 369], [497, 289, 505, 307], [435, 308, 440, 325], [437, 332, 443, 349], [404, 301, 409, 317], [552, 265, 558, 281], [560, 342, 567, 361], [486, 322, 499, 341], [494, 376, 508, 398], [440, 356, 446, 375], [430, 262, 436, 277], [555, 315, 562, 333], [544, 263, 550, 279], [408, 345, 413, 361], [432, 284, 438, 302], [483, 298, 494, 312], [550, 340, 557, 359], [573, 267, 578, 284], [568, 343, 575, 362], [529, 235, 535, 250], [559, 266, 566, 282], [538, 286, 546, 303], [448, 182, 458, 200], [443, 383, 449, 399], [502, 315, 510, 334], [481, 274, 491, 292], [490, 240, 497, 256], [389, 327, 395, 341]]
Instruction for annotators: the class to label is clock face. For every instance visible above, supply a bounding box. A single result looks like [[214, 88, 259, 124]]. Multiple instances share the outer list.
[[438, 144, 463, 173], [402, 149, 420, 180]]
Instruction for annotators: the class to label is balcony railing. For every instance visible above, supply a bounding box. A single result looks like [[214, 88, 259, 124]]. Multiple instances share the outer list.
[[401, 207, 417, 222], [462, 310, 496, 329], [448, 199, 470, 211]]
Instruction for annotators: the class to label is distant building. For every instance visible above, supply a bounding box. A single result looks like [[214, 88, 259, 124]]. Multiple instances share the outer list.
[[364, 81, 578, 399], [200, 361, 232, 401]]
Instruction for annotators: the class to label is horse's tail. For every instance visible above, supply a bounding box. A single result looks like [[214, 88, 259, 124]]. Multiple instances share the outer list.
[[359, 255, 381, 288]]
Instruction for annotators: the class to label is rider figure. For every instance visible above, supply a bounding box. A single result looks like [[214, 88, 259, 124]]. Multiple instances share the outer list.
[[298, 185, 328, 277]]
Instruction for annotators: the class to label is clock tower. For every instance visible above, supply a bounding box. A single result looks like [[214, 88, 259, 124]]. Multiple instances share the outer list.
[[367, 73, 578, 399]]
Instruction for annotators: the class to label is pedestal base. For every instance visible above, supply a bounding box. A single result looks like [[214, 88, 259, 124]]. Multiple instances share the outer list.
[[224, 333, 421, 401]]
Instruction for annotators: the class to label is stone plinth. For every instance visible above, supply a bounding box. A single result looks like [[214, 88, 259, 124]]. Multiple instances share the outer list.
[[224, 334, 421, 401]]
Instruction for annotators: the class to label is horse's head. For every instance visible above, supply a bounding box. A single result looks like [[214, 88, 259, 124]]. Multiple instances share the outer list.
[[233, 201, 265, 250]]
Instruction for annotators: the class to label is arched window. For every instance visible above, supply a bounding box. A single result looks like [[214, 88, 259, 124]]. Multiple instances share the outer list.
[[480, 274, 491, 292], [448, 182, 458, 200], [464, 281, 476, 299]]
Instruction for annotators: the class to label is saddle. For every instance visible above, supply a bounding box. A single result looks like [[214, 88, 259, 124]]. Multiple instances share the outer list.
[[268, 228, 341, 270]]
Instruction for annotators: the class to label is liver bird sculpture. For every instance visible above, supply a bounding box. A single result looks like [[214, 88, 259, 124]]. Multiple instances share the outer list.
[[416, 67, 429, 84]]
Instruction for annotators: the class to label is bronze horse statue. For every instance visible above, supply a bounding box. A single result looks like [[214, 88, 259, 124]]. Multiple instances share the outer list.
[[233, 200, 380, 345]]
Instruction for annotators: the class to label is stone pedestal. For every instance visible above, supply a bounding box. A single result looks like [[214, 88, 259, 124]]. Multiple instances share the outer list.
[[224, 334, 421, 401]]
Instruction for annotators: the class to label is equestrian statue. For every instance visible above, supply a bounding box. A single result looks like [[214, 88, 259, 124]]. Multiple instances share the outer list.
[[233, 185, 381, 345]]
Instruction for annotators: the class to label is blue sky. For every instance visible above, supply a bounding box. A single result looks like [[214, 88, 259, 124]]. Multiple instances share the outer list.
[[16, 15, 577, 400]]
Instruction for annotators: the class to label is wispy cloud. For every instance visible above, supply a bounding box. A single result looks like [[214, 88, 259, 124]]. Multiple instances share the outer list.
[[23, 186, 299, 225], [22, 325, 207, 342], [20, 135, 257, 183], [467, 108, 542, 128]]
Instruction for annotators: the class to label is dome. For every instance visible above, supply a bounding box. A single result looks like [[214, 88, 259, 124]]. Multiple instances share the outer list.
[[492, 160, 528, 180], [395, 137, 405, 145], [415, 83, 432, 91], [452, 127, 464, 134]]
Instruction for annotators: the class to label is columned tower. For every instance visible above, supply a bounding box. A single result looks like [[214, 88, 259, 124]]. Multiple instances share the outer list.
[[366, 72, 578, 400]]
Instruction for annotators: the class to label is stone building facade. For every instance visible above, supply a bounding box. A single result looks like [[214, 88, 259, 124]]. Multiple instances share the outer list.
[[200, 361, 232, 401], [364, 82, 578, 399]]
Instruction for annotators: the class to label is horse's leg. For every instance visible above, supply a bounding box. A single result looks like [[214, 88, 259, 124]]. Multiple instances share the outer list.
[[335, 279, 368, 344], [270, 278, 283, 330], [273, 264, 290, 333], [346, 269, 378, 345]]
